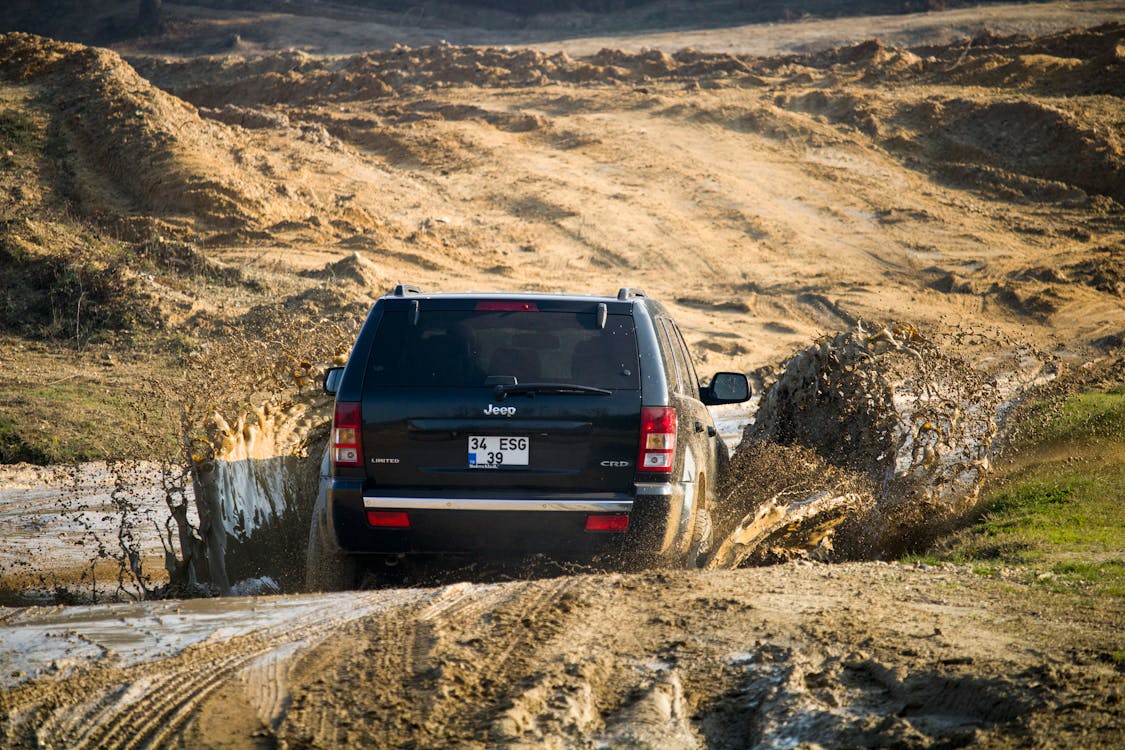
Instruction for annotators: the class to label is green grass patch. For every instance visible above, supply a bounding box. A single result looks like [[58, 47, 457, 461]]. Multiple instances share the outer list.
[[0, 109, 40, 151], [921, 389, 1125, 598], [0, 416, 58, 464], [0, 347, 181, 465], [1048, 561, 1125, 597], [1008, 389, 1125, 450]]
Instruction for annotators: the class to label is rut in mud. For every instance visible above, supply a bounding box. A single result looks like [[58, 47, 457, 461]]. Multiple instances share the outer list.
[[265, 573, 1041, 750], [6, 564, 1120, 749]]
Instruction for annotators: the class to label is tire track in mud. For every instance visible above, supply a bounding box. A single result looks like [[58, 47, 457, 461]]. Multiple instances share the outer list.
[[273, 581, 515, 747], [0, 591, 427, 749], [234, 639, 306, 734], [4, 567, 1120, 748], [276, 577, 582, 749]]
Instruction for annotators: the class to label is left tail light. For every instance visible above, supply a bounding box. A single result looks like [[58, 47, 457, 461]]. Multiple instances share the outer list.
[[332, 401, 363, 468], [638, 406, 677, 474]]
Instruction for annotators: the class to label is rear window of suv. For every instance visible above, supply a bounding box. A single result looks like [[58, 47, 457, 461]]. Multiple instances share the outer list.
[[367, 308, 640, 389]]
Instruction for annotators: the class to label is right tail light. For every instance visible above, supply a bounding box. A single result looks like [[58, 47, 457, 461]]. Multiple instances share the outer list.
[[637, 406, 677, 474]]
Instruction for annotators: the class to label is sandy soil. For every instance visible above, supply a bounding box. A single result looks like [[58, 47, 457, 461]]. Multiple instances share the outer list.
[[0, 2, 1123, 747]]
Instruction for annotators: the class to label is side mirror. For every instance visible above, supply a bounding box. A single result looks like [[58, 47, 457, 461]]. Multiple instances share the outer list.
[[324, 366, 344, 395], [701, 372, 751, 405]]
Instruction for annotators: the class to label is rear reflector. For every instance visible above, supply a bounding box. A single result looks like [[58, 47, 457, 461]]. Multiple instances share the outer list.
[[637, 406, 677, 474], [367, 511, 410, 528], [475, 301, 539, 311], [585, 514, 629, 532]]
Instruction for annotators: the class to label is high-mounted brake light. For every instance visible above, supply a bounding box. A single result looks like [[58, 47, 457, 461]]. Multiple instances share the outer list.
[[637, 406, 676, 473], [475, 301, 539, 312], [332, 401, 363, 468]]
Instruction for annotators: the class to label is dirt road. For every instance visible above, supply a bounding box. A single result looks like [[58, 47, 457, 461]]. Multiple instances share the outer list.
[[1, 563, 1120, 748]]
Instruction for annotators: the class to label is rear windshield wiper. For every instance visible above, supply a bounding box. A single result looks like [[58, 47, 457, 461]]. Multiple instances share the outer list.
[[493, 382, 612, 400]]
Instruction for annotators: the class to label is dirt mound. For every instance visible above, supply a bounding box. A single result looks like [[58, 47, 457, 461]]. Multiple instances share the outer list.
[[765, 26, 1124, 205], [0, 211, 259, 342], [198, 103, 290, 129], [0, 33, 316, 231], [777, 89, 1122, 206], [920, 98, 1124, 204], [0, 219, 166, 339], [810, 38, 924, 80], [301, 251, 388, 290], [922, 22, 1125, 95], [1064, 249, 1125, 297], [134, 44, 783, 108], [804, 25, 1125, 95], [183, 67, 394, 108], [0, 33, 247, 226]]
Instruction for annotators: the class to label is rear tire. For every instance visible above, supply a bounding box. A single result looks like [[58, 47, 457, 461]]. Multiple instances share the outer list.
[[304, 453, 359, 592], [686, 475, 713, 569], [305, 509, 359, 591]]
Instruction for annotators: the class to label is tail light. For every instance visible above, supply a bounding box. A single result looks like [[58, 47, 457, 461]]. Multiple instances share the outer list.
[[332, 401, 363, 468], [638, 406, 676, 474]]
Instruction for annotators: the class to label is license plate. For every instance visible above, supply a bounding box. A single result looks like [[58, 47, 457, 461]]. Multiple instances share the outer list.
[[468, 436, 529, 468]]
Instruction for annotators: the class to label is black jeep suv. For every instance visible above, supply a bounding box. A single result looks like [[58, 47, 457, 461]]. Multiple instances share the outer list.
[[306, 285, 750, 590]]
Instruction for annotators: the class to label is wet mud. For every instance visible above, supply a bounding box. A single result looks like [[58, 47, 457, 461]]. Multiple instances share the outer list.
[[4, 565, 1120, 749], [0, 323, 1024, 599], [170, 324, 1009, 592]]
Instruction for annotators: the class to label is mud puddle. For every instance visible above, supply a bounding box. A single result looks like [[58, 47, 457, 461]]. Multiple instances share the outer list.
[[0, 587, 431, 690], [0, 462, 191, 603]]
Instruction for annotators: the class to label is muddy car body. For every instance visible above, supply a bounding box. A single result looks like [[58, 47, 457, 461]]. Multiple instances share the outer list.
[[307, 286, 749, 589]]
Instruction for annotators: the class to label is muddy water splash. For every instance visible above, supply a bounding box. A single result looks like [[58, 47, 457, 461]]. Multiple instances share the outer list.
[[157, 300, 357, 597], [177, 395, 330, 594], [708, 322, 1002, 566]]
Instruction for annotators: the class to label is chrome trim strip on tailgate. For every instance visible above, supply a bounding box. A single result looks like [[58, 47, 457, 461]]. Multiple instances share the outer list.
[[363, 497, 634, 512]]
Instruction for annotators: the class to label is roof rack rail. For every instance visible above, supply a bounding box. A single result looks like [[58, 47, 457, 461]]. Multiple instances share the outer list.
[[617, 287, 647, 300], [392, 284, 422, 296]]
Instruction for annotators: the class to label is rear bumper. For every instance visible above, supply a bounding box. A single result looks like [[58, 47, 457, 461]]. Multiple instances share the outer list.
[[326, 479, 679, 560], [363, 496, 635, 512]]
